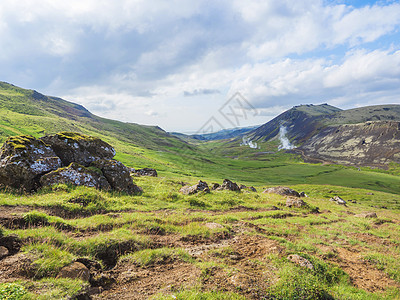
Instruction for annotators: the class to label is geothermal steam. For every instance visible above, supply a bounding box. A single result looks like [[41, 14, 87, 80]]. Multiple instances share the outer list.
[[278, 126, 296, 150]]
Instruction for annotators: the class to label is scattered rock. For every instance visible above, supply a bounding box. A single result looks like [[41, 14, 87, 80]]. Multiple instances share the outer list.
[[0, 246, 9, 259], [0, 135, 62, 191], [239, 184, 247, 189], [354, 212, 378, 218], [91, 159, 142, 195], [211, 183, 220, 190], [179, 180, 210, 195], [263, 186, 300, 197], [249, 186, 257, 192], [366, 192, 374, 195], [299, 191, 308, 197], [205, 222, 224, 229], [135, 168, 158, 177], [287, 254, 314, 270], [0, 234, 22, 255], [286, 197, 308, 208], [216, 179, 240, 191], [329, 196, 347, 205], [40, 162, 111, 190], [41, 132, 115, 167], [57, 262, 90, 281]]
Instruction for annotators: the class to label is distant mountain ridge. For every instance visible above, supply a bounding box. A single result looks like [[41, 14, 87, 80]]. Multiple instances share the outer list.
[[171, 125, 259, 141]]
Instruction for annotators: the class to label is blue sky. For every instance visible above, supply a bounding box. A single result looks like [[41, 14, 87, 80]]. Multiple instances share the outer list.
[[1, 0, 400, 132]]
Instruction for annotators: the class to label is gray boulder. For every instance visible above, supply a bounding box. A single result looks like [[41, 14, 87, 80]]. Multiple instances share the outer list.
[[135, 168, 157, 177], [91, 159, 142, 195], [329, 196, 347, 205], [41, 132, 115, 167], [40, 162, 111, 190], [216, 179, 241, 191], [0, 135, 61, 191]]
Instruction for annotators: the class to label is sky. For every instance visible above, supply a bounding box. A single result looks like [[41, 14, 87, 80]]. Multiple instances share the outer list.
[[1, 0, 400, 133]]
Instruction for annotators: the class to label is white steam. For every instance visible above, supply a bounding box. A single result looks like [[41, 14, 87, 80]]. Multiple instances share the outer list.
[[278, 126, 296, 150], [240, 136, 259, 149]]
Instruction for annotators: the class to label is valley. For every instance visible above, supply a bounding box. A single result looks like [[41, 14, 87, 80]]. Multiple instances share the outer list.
[[0, 83, 400, 299]]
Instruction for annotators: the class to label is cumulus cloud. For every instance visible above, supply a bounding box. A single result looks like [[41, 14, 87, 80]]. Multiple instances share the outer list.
[[0, 0, 400, 131]]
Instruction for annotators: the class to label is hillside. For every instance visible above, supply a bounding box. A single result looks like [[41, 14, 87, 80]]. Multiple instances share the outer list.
[[0, 83, 400, 299], [249, 103, 341, 144], [243, 103, 400, 167], [1, 82, 400, 195]]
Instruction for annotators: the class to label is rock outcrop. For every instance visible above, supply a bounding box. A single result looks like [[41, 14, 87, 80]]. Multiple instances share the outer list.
[[40, 162, 111, 190], [41, 132, 115, 167], [92, 159, 142, 195], [0, 135, 61, 191], [0, 132, 142, 194], [263, 186, 300, 197], [179, 180, 210, 195]]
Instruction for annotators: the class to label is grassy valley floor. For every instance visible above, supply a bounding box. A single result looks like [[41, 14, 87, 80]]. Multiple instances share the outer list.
[[0, 176, 400, 299]]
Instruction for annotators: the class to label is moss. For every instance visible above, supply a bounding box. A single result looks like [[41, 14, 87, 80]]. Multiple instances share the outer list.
[[56, 132, 96, 142], [4, 134, 36, 150]]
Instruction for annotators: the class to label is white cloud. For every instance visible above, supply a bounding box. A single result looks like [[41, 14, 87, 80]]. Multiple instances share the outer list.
[[1, 0, 400, 131]]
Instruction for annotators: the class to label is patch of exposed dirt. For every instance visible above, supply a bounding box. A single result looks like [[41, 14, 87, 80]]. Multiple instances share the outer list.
[[332, 247, 399, 292], [92, 261, 200, 300]]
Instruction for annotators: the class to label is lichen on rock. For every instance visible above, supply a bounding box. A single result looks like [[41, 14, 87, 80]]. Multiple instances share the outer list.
[[40, 162, 111, 190]]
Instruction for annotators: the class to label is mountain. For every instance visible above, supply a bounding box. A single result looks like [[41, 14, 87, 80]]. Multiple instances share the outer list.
[[171, 125, 259, 142], [0, 81, 192, 151], [249, 103, 342, 144], [247, 103, 400, 166]]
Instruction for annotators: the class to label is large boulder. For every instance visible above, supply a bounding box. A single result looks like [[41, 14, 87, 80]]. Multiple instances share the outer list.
[[0, 135, 61, 191], [216, 179, 241, 191], [40, 162, 111, 190], [41, 132, 115, 167], [179, 180, 210, 195], [91, 159, 142, 195], [263, 186, 300, 197]]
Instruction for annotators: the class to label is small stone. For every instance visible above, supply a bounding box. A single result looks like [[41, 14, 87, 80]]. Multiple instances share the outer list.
[[286, 197, 307, 208], [57, 262, 90, 281], [287, 254, 314, 270], [299, 191, 308, 197], [263, 186, 300, 197], [354, 212, 378, 218], [329, 196, 347, 205], [0, 246, 9, 259], [179, 180, 210, 195], [205, 222, 224, 229]]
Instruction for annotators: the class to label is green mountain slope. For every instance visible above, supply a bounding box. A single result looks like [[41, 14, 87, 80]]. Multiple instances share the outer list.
[[1, 82, 400, 195]]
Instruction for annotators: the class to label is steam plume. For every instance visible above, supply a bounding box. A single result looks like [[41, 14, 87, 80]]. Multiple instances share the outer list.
[[278, 126, 296, 150]]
